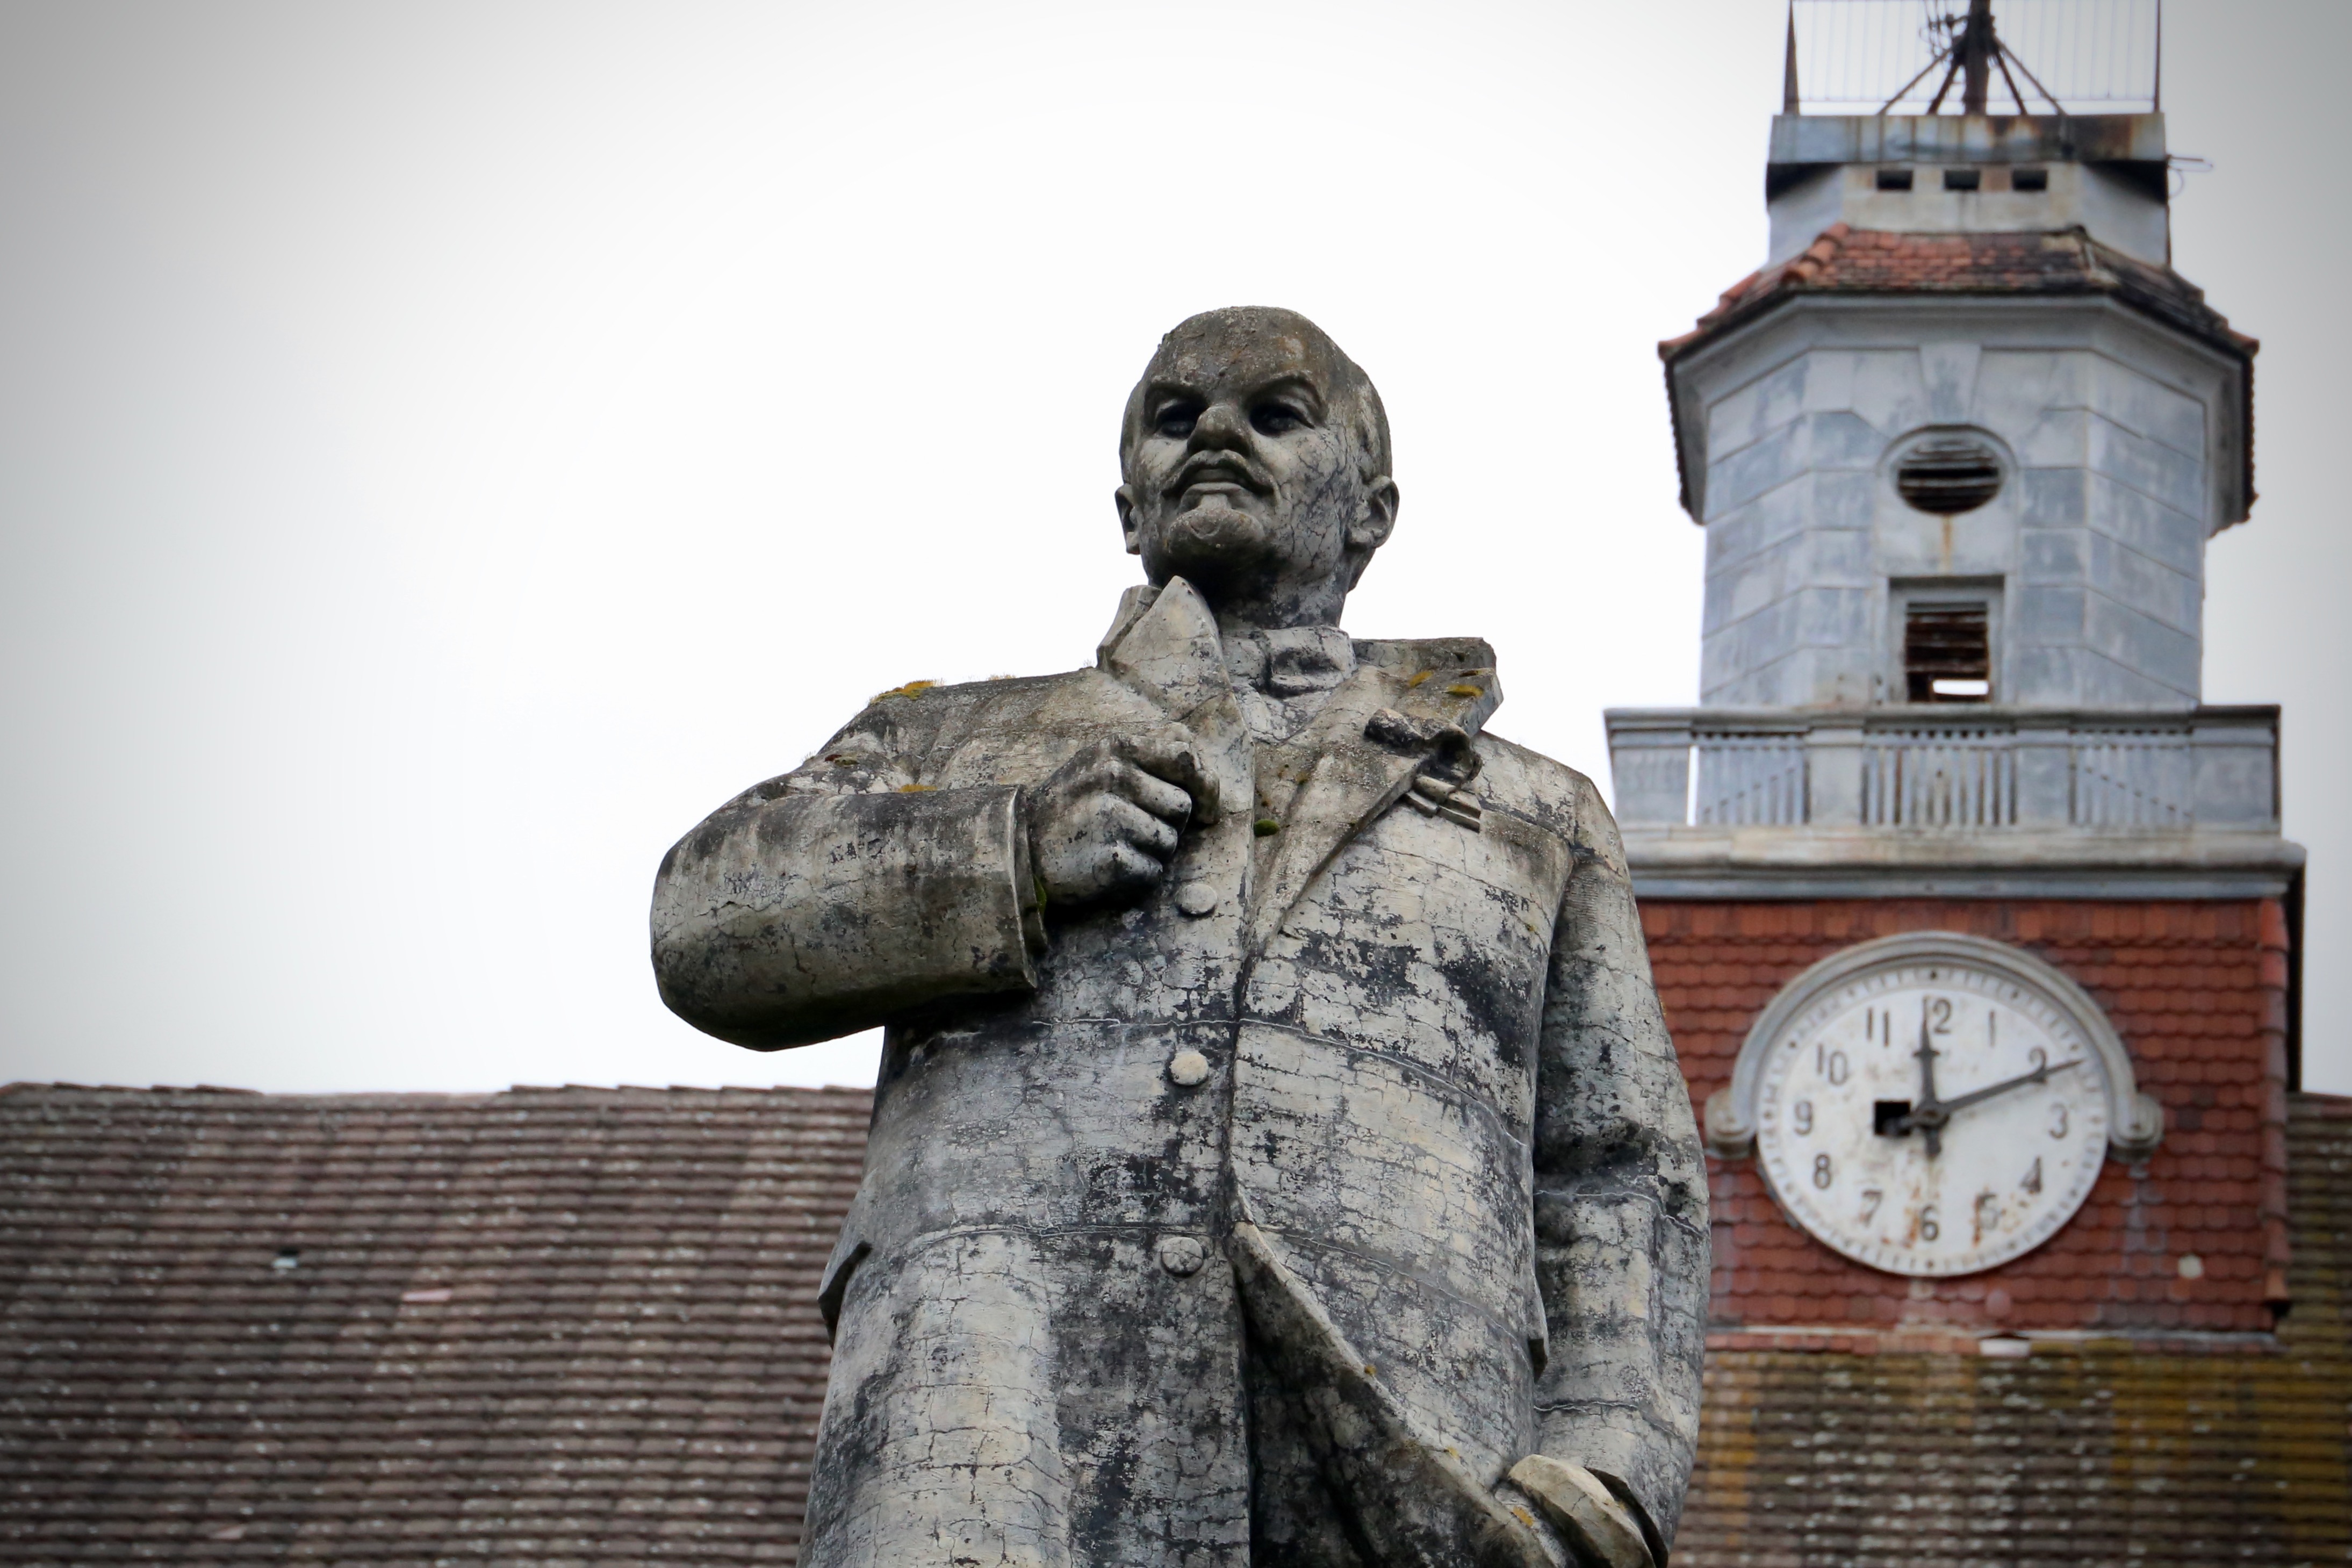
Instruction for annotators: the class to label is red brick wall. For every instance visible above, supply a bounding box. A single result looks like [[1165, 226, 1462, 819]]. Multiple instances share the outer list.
[[1646, 899, 2293, 1335]]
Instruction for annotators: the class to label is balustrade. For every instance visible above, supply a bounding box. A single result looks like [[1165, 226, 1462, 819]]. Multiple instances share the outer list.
[[1604, 707, 2278, 832]]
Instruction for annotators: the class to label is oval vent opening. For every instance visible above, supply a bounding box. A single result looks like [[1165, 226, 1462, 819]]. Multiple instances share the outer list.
[[1895, 435, 2003, 514]]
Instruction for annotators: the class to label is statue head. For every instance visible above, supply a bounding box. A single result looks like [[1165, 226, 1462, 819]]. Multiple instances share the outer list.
[[1117, 307, 1396, 631]]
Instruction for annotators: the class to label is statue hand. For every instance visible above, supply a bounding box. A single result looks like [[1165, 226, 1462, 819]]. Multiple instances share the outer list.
[[1025, 725, 1214, 911], [1505, 1457, 1656, 1568]]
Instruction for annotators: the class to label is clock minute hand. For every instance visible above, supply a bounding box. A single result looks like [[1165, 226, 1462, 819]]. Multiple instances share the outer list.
[[1908, 1014, 1947, 1157], [1930, 1057, 2086, 1120]]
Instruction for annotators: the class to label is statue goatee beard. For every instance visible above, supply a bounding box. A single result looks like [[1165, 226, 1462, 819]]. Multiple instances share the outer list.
[[1154, 497, 1276, 578]]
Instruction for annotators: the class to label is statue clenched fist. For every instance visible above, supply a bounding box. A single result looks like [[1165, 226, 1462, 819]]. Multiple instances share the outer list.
[[1024, 726, 1219, 909]]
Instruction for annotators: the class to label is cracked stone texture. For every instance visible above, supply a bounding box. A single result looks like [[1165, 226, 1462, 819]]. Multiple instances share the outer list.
[[653, 574, 1707, 1567]]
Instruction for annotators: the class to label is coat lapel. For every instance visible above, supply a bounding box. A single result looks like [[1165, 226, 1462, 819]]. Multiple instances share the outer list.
[[1243, 638, 1502, 956], [1097, 577, 1248, 825]]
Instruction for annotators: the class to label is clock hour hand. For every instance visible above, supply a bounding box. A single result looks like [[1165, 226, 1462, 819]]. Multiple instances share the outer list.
[[1921, 1057, 2085, 1121]]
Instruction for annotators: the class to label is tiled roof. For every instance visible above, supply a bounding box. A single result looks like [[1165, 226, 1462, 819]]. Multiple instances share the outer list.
[[0, 1083, 871, 1564], [1660, 224, 2260, 366], [3, 1082, 2347, 1565], [1673, 1092, 2352, 1566]]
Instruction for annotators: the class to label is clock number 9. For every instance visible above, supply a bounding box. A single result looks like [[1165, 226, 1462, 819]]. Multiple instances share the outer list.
[[1815, 1045, 1850, 1085], [1793, 1100, 1814, 1135], [1812, 1153, 1833, 1189]]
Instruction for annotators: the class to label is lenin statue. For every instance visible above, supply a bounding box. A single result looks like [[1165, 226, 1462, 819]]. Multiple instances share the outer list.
[[651, 308, 1708, 1568]]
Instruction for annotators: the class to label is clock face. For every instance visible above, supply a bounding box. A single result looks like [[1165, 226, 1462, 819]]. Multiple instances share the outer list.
[[1753, 958, 2112, 1276]]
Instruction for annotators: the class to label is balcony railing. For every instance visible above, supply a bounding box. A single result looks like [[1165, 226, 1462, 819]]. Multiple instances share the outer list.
[[1605, 707, 2281, 832]]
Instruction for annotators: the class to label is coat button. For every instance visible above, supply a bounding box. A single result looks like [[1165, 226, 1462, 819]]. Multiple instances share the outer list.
[[1157, 1235, 1207, 1277], [1167, 1049, 1210, 1087], [1174, 881, 1218, 917]]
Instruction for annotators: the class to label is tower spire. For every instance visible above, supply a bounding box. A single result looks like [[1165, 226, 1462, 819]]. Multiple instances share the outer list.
[[1782, 5, 1801, 113]]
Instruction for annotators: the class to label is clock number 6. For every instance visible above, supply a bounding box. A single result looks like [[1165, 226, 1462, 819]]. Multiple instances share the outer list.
[[1919, 1206, 1940, 1243], [1812, 1153, 1833, 1189]]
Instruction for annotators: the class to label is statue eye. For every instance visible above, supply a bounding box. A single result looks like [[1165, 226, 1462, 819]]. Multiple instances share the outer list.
[[1154, 402, 1200, 438], [1251, 402, 1307, 435]]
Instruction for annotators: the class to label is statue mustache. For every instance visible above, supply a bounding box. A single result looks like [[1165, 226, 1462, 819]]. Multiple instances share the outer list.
[[1165, 452, 1271, 499]]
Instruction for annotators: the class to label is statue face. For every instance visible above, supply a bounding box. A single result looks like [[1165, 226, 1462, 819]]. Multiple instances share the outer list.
[[1117, 311, 1395, 630]]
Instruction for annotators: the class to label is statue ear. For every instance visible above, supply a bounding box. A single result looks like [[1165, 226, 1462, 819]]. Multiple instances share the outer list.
[[1116, 485, 1141, 555], [1343, 477, 1398, 590], [1349, 477, 1399, 553]]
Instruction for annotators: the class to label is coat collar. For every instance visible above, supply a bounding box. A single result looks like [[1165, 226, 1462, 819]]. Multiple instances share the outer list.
[[1097, 579, 1502, 954]]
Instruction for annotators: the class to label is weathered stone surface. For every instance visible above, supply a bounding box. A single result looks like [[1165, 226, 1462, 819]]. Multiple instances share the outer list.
[[1664, 152, 2256, 715], [651, 308, 1708, 1566]]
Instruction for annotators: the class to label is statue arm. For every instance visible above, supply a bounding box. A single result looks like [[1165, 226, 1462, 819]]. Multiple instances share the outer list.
[[1528, 775, 1709, 1558], [649, 713, 1045, 1051]]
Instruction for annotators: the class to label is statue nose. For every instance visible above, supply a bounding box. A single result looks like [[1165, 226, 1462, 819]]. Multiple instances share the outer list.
[[1190, 400, 1246, 447]]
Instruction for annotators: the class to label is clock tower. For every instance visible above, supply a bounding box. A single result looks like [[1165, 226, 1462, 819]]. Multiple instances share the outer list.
[[1616, 1, 2302, 1352]]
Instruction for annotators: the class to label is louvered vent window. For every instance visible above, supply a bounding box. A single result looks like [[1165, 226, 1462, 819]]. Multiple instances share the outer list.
[[1895, 435, 2004, 514], [1905, 602, 1992, 702]]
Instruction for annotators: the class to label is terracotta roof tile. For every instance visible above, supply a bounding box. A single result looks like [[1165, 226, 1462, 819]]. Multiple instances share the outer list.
[[1661, 224, 2259, 364], [0, 1083, 869, 1565], [2, 1077, 2346, 1563]]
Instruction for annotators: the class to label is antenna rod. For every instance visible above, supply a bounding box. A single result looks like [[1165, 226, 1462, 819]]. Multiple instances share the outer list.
[[1995, 47, 2029, 115], [1961, 0, 1994, 114], [2003, 45, 2068, 117], [1880, 46, 1954, 116]]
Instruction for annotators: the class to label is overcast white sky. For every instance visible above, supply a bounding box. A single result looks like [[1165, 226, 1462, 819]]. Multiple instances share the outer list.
[[1, 1, 2343, 1096]]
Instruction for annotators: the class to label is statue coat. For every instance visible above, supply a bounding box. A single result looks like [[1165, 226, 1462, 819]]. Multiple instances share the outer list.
[[651, 580, 1708, 1567]]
